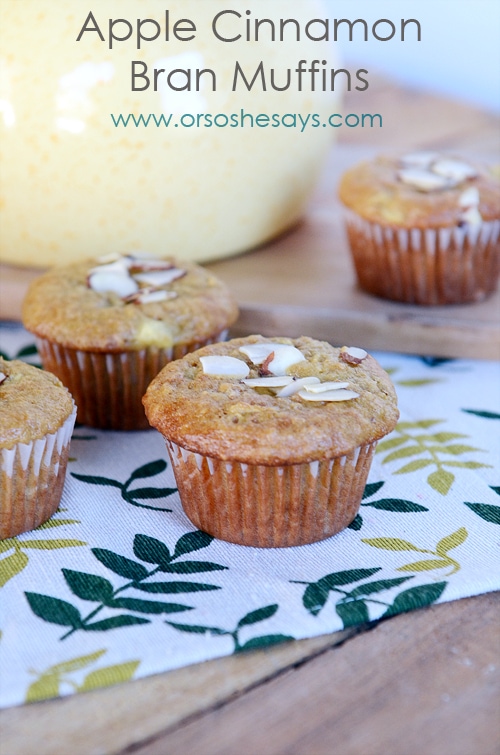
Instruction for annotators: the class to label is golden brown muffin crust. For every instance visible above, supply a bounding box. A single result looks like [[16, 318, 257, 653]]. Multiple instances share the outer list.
[[22, 257, 239, 352], [339, 155, 500, 227], [0, 358, 75, 449], [143, 336, 399, 465]]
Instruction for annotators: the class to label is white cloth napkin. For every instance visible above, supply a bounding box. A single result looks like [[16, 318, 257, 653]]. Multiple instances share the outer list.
[[1, 322, 499, 708]]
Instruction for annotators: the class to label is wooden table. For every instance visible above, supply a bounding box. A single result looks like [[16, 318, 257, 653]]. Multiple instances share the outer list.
[[1, 78, 499, 755]]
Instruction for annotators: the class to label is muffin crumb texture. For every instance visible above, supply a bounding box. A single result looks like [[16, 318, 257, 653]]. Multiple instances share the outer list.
[[0, 357, 76, 539], [144, 336, 399, 465], [0, 358, 74, 449], [22, 254, 239, 352], [338, 153, 500, 305], [21, 253, 238, 430], [144, 336, 398, 547], [339, 153, 500, 227]]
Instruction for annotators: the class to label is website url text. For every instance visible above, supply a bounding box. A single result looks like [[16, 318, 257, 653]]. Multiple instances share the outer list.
[[110, 110, 383, 132]]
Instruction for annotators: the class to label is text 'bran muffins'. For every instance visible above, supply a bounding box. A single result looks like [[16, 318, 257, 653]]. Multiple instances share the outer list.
[[339, 153, 500, 305], [143, 335, 399, 548], [0, 357, 76, 539], [22, 253, 239, 430]]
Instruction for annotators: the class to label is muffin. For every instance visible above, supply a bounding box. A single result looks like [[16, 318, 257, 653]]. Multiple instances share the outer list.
[[339, 153, 500, 305], [143, 335, 399, 548], [0, 357, 76, 539], [22, 253, 239, 430]]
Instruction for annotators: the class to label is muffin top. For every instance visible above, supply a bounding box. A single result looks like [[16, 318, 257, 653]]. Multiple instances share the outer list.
[[339, 152, 500, 228], [22, 254, 239, 352], [143, 335, 399, 465], [0, 358, 75, 449]]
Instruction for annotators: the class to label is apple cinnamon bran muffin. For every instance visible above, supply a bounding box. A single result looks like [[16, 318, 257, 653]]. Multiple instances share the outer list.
[[22, 254, 239, 430], [143, 335, 399, 547], [0, 357, 76, 538], [339, 153, 500, 305]]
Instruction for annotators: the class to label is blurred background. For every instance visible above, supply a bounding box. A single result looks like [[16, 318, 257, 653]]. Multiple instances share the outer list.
[[329, 0, 500, 114], [1, 0, 498, 310]]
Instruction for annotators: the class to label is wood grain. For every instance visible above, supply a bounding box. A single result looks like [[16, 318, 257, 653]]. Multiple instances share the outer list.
[[211, 198, 500, 360], [129, 592, 500, 755], [0, 630, 354, 755]]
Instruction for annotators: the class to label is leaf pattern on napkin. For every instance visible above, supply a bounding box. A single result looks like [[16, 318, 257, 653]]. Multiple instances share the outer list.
[[0, 343, 41, 367], [24, 531, 228, 640], [377, 420, 491, 494], [25, 649, 140, 702], [1, 326, 499, 709], [348, 481, 429, 531], [290, 567, 447, 628], [292, 568, 406, 622], [382, 364, 445, 387], [0, 511, 86, 588], [462, 409, 500, 420], [463, 485, 500, 525], [362, 528, 468, 576], [72, 459, 177, 511], [167, 604, 295, 653]]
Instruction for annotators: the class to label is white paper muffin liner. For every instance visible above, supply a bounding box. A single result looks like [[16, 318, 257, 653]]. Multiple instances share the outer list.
[[164, 439, 377, 548], [344, 209, 500, 305], [0, 405, 76, 539], [36, 330, 228, 430]]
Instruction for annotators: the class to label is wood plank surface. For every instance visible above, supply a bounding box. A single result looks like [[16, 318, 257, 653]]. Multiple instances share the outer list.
[[210, 194, 500, 360], [118, 592, 500, 755], [0, 630, 355, 755]]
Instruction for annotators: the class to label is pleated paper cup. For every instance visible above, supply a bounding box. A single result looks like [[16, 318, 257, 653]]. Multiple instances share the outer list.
[[164, 439, 377, 548], [0, 405, 76, 539], [35, 330, 229, 431], [344, 209, 500, 305]]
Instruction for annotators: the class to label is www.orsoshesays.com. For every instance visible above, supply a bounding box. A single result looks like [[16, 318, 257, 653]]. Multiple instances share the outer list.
[[110, 111, 383, 132]]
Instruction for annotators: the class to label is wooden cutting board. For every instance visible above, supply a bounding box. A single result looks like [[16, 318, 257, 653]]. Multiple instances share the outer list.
[[3, 166, 498, 359], [208, 161, 500, 361]]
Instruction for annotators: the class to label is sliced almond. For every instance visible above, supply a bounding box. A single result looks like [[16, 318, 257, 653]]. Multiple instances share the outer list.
[[239, 343, 280, 365], [125, 289, 177, 304], [95, 252, 124, 264], [268, 346, 306, 375], [89, 259, 131, 275], [133, 268, 186, 287], [432, 158, 477, 182], [88, 270, 138, 298], [259, 351, 275, 376], [277, 376, 320, 397], [458, 186, 480, 207], [0, 371, 7, 385], [460, 206, 483, 226], [127, 250, 151, 259], [298, 388, 359, 402], [398, 168, 452, 192], [399, 152, 439, 169], [200, 355, 250, 378], [303, 381, 350, 393], [239, 342, 306, 376], [130, 256, 175, 273], [339, 347, 367, 365], [241, 376, 294, 388]]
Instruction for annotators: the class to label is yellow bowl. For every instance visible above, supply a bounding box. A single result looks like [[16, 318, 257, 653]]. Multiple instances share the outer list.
[[0, 0, 339, 266]]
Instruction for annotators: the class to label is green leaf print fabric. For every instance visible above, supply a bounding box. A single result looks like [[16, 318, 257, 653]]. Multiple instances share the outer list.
[[1, 323, 499, 709]]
